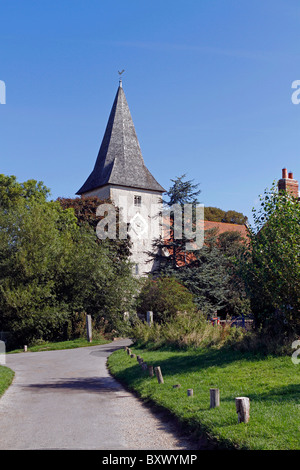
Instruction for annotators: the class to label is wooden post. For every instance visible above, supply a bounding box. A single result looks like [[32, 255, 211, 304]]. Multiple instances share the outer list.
[[154, 366, 164, 384], [148, 365, 154, 377], [127, 348, 131, 355], [86, 314, 92, 343], [210, 388, 220, 408], [24, 345, 27, 352], [130, 353, 136, 358], [235, 397, 250, 423], [187, 389, 193, 397], [142, 363, 148, 371], [147, 311, 153, 326], [173, 384, 181, 389]]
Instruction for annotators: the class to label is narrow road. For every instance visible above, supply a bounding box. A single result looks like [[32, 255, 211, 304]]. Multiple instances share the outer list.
[[0, 340, 199, 450]]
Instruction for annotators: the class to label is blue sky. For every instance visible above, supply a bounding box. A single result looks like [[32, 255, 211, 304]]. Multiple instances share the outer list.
[[1, 0, 300, 223]]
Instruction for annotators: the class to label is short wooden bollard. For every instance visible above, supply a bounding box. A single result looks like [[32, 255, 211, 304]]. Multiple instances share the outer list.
[[235, 397, 250, 423], [187, 389, 193, 397], [24, 345, 27, 352], [130, 354, 136, 359], [148, 365, 154, 377], [155, 366, 164, 384], [210, 388, 220, 408], [173, 384, 181, 389], [142, 363, 148, 371], [137, 355, 141, 362], [127, 348, 131, 355]]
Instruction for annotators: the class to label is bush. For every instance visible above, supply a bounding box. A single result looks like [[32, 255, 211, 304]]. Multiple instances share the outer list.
[[136, 276, 196, 323], [131, 310, 245, 350]]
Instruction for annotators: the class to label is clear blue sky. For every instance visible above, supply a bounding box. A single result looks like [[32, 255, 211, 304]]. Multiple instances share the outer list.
[[1, 0, 300, 223]]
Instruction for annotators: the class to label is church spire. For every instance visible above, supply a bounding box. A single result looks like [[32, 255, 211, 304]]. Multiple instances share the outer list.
[[77, 82, 165, 195]]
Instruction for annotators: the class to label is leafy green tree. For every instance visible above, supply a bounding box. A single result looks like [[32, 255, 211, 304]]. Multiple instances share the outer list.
[[222, 209, 247, 225], [0, 176, 137, 347], [204, 206, 247, 225], [136, 277, 196, 323], [0, 174, 50, 208], [171, 229, 250, 317], [149, 175, 250, 318], [204, 206, 225, 222], [57, 196, 131, 260], [239, 183, 300, 333]]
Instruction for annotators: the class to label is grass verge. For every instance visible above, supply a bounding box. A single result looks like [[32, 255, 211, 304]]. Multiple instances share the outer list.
[[107, 344, 300, 450], [0, 365, 15, 397], [7, 336, 110, 354]]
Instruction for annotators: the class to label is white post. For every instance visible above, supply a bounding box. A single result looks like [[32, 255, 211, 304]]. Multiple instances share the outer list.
[[147, 311, 153, 326], [0, 340, 6, 364], [86, 314, 92, 343]]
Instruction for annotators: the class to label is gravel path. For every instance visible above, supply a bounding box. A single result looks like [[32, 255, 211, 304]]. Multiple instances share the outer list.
[[0, 339, 202, 450]]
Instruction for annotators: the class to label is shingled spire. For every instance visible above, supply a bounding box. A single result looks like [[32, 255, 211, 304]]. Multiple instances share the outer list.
[[76, 81, 165, 195]]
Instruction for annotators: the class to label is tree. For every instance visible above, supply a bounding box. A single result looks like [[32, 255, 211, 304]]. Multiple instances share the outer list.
[[0, 176, 138, 347], [171, 229, 250, 317], [0, 174, 50, 208], [204, 206, 247, 225], [57, 196, 131, 260], [136, 277, 196, 323], [149, 175, 250, 318], [151, 174, 201, 271], [163, 174, 201, 207], [239, 183, 300, 333]]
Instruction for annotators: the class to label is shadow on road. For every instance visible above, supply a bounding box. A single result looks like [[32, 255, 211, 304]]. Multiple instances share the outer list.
[[22, 376, 124, 394]]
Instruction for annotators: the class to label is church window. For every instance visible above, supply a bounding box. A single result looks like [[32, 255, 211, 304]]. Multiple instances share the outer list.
[[134, 195, 142, 207]]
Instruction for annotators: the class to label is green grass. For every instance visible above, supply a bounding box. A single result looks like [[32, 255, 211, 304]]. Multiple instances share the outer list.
[[107, 345, 300, 450], [8, 336, 110, 354], [0, 365, 15, 397]]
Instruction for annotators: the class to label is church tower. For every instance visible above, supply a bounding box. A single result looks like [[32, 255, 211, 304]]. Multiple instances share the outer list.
[[76, 80, 166, 275]]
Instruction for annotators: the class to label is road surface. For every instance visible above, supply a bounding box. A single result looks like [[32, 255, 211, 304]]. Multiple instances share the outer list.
[[0, 339, 200, 450]]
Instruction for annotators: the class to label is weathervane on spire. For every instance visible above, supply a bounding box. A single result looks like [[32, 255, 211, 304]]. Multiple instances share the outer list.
[[118, 69, 125, 87]]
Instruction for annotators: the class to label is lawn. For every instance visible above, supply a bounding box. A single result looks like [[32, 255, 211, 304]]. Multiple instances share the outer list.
[[7, 336, 110, 354], [107, 345, 300, 450], [0, 365, 14, 398]]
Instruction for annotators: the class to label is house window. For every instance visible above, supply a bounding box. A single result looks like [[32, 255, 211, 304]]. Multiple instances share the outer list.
[[134, 195, 142, 207]]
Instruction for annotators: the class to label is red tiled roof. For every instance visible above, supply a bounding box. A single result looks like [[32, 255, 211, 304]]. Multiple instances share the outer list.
[[203, 220, 248, 237], [162, 219, 249, 266]]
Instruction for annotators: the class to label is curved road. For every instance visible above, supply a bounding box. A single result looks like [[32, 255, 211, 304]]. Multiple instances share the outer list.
[[0, 339, 199, 450]]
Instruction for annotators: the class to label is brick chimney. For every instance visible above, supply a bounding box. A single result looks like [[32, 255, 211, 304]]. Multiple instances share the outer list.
[[278, 168, 299, 199]]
